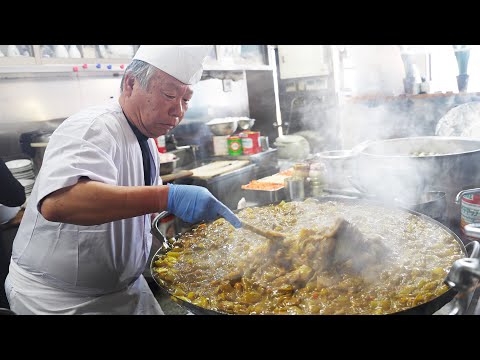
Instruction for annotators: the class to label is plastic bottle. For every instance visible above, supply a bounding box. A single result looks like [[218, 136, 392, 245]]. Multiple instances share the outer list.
[[156, 136, 167, 153]]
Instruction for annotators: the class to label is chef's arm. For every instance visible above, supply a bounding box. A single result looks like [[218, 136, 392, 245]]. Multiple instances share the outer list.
[[41, 178, 241, 227], [40, 178, 168, 226]]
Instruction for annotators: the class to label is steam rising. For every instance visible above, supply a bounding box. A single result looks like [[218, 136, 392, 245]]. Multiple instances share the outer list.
[[156, 199, 463, 314]]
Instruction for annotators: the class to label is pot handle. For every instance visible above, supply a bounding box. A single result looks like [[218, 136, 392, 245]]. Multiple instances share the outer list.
[[463, 224, 480, 242], [466, 240, 480, 259], [346, 175, 370, 195], [150, 211, 170, 242], [350, 140, 371, 155]]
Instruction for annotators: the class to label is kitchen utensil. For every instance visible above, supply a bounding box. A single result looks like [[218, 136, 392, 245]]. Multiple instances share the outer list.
[[284, 177, 305, 201], [274, 135, 310, 160], [240, 220, 287, 242], [190, 160, 250, 179], [206, 118, 238, 136], [353, 136, 480, 226], [313, 150, 354, 189], [444, 241, 480, 315], [150, 197, 470, 315], [237, 118, 255, 130], [329, 217, 388, 273], [242, 186, 286, 206]]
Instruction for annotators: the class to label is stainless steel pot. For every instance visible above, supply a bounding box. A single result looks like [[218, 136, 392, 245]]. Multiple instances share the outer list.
[[394, 191, 447, 225], [352, 136, 480, 226], [313, 150, 354, 189]]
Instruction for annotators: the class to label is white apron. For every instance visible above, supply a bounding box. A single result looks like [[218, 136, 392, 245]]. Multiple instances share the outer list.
[[5, 99, 164, 315], [5, 260, 163, 315]]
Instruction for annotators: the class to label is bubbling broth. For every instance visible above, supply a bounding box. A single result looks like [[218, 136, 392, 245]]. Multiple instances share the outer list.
[[152, 199, 463, 315]]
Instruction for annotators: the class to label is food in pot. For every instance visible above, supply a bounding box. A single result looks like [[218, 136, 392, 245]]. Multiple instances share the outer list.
[[152, 199, 463, 315]]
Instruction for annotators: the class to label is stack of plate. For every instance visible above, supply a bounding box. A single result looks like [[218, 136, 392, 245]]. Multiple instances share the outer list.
[[6, 159, 35, 206], [6, 159, 35, 180], [18, 178, 34, 197]]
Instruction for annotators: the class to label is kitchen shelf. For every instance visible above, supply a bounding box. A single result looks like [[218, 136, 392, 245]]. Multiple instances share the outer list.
[[0, 45, 274, 77], [38, 58, 131, 65], [204, 64, 273, 71], [0, 64, 126, 79]]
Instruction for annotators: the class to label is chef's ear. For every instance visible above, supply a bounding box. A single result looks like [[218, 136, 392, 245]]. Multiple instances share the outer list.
[[123, 73, 136, 94]]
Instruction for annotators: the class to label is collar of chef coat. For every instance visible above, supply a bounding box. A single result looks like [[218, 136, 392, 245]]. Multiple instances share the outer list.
[[124, 114, 156, 186]]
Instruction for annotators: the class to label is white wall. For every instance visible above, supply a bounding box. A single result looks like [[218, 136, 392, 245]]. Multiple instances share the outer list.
[[346, 45, 406, 96], [0, 75, 120, 124]]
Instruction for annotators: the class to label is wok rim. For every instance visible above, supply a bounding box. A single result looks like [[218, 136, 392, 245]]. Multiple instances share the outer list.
[[150, 196, 468, 315]]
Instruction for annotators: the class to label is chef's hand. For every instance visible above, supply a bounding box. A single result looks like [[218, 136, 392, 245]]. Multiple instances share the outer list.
[[167, 184, 241, 228]]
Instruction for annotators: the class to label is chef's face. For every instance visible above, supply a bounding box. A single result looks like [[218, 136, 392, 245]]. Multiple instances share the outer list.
[[124, 69, 193, 138]]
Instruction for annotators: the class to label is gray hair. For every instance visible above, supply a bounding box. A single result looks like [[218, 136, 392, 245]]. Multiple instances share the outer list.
[[120, 59, 158, 93]]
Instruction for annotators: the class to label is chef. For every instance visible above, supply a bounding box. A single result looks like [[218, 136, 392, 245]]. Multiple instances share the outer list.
[[4, 45, 241, 315]]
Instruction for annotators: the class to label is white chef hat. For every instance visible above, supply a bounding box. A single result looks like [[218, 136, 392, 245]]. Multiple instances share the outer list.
[[132, 45, 212, 85]]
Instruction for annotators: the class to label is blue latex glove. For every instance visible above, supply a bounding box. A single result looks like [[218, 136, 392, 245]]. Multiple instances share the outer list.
[[167, 184, 241, 228]]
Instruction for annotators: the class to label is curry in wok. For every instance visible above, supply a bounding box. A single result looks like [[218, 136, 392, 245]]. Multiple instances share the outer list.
[[152, 199, 463, 315]]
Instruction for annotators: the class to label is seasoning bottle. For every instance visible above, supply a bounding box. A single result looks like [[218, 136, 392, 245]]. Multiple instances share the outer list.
[[293, 163, 310, 179], [309, 162, 327, 197], [289, 163, 310, 200]]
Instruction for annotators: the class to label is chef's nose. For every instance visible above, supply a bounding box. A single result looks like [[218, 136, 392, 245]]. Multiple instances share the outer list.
[[169, 99, 184, 118]]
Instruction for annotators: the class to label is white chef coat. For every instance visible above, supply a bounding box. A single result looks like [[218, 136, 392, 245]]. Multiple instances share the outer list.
[[5, 99, 164, 315]]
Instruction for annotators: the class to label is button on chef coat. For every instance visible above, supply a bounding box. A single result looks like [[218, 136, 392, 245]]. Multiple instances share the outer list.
[[6, 99, 164, 314]]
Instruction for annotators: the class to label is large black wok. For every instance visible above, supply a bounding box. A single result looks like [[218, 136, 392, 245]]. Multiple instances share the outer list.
[[150, 196, 477, 315]]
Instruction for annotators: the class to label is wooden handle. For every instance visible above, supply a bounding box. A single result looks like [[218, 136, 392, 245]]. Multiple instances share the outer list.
[[241, 221, 286, 242]]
